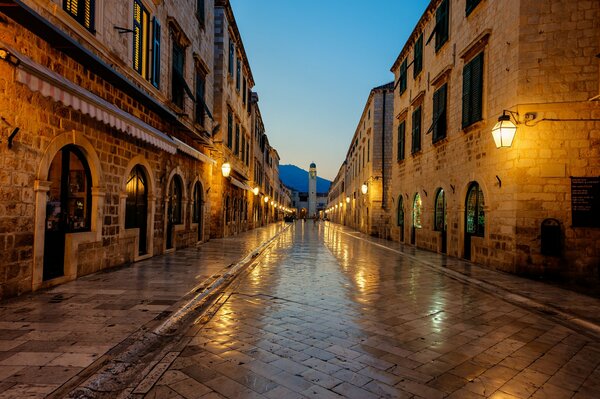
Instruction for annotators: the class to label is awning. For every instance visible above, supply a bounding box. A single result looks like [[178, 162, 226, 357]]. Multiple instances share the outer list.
[[172, 137, 216, 164], [7, 45, 178, 154], [230, 177, 253, 192]]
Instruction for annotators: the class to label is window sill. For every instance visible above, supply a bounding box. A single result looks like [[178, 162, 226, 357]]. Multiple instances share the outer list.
[[432, 135, 447, 145], [435, 40, 449, 54], [462, 119, 484, 134]]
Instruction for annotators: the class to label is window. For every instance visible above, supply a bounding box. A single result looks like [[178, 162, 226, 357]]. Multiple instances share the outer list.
[[413, 193, 422, 228], [435, 0, 449, 51], [245, 142, 250, 166], [171, 41, 185, 108], [227, 110, 233, 149], [242, 78, 247, 105], [462, 52, 484, 128], [195, 70, 205, 125], [228, 40, 234, 77], [150, 18, 161, 88], [432, 84, 447, 143], [236, 58, 241, 91], [466, 0, 482, 16], [413, 34, 423, 77], [397, 196, 404, 226], [466, 182, 485, 236], [126, 165, 148, 254], [399, 59, 408, 94], [197, 0, 205, 26], [169, 176, 183, 224], [241, 135, 246, 161], [411, 106, 422, 154], [434, 189, 446, 231], [234, 123, 240, 155], [64, 0, 95, 32], [397, 120, 405, 161], [367, 139, 370, 162], [132, 0, 149, 78], [192, 182, 202, 224]]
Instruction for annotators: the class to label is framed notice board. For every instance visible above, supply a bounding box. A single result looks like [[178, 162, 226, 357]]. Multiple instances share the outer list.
[[571, 177, 600, 227]]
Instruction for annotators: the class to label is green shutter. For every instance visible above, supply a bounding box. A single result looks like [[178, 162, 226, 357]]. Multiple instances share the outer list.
[[433, 84, 447, 142], [400, 59, 408, 94], [398, 121, 405, 161], [227, 111, 233, 148], [413, 34, 423, 78], [435, 0, 449, 51], [471, 52, 484, 124], [151, 18, 161, 88], [412, 107, 421, 154], [462, 61, 472, 128]]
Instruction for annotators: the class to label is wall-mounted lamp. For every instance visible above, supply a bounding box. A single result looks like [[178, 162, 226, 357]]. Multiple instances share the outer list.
[[221, 162, 231, 177], [264, 196, 269, 203], [361, 183, 368, 195], [346, 196, 350, 203], [492, 111, 518, 148], [253, 186, 259, 195]]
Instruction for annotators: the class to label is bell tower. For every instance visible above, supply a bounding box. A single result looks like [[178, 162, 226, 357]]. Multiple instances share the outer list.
[[308, 162, 317, 217]]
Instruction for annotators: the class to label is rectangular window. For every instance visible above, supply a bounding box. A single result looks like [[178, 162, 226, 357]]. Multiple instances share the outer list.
[[367, 139, 370, 162], [64, 0, 95, 32], [397, 121, 405, 161], [228, 40, 234, 77], [413, 34, 423, 78], [234, 123, 240, 155], [245, 143, 250, 166], [197, 0, 205, 26], [466, 0, 482, 16], [236, 58, 241, 91], [242, 78, 247, 105], [399, 59, 408, 94], [150, 17, 161, 88], [171, 42, 185, 108], [133, 0, 149, 79], [435, 0, 449, 51], [462, 52, 484, 128], [195, 70, 205, 125], [241, 135, 246, 161], [227, 111, 233, 149], [411, 106, 422, 154], [432, 84, 447, 143]]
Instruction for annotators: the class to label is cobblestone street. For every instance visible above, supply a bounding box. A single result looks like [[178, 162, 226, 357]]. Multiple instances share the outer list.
[[134, 222, 600, 399]]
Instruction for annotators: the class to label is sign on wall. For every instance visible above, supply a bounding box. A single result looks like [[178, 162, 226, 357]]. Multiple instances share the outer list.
[[571, 177, 600, 228]]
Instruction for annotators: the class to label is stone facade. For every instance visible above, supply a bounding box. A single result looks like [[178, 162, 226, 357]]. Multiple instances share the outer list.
[[327, 83, 394, 237], [387, 0, 599, 280], [0, 0, 287, 300]]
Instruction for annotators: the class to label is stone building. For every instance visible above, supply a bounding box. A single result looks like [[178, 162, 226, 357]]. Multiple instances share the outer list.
[[327, 83, 394, 236], [389, 0, 599, 280], [0, 0, 287, 300]]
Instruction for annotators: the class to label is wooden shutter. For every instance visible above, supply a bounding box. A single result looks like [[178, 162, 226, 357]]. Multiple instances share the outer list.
[[195, 71, 205, 124], [133, 1, 142, 74], [398, 121, 405, 161], [433, 84, 447, 142], [435, 0, 449, 50], [412, 107, 421, 154], [151, 18, 161, 88], [414, 35, 423, 78], [84, 0, 94, 31], [227, 111, 233, 149], [400, 59, 408, 94], [470, 53, 484, 124], [462, 61, 472, 128]]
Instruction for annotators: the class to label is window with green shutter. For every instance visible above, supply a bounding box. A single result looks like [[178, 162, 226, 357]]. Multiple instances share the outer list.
[[64, 0, 95, 33], [235, 123, 240, 155], [171, 42, 185, 108], [236, 58, 241, 91], [466, 0, 482, 16], [195, 70, 205, 125], [151, 18, 161, 88], [227, 111, 233, 149], [413, 34, 423, 78], [397, 121, 405, 161], [432, 84, 447, 143], [399, 59, 408, 94], [462, 52, 484, 128], [435, 0, 449, 51], [228, 40, 234, 77], [411, 106, 422, 154], [133, 0, 149, 79], [197, 0, 205, 26]]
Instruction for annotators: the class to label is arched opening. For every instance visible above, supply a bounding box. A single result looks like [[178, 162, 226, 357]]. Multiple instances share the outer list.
[[465, 182, 485, 260], [397, 195, 404, 242], [44, 145, 92, 281], [192, 181, 203, 242], [166, 175, 183, 249], [125, 165, 148, 255], [434, 188, 447, 253], [411, 193, 422, 245]]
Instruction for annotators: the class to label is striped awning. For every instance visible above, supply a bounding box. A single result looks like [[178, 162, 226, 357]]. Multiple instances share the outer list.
[[9, 45, 178, 154], [230, 177, 253, 192], [172, 137, 216, 164]]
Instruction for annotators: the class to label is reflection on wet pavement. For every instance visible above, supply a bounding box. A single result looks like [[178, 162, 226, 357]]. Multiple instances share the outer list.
[[150, 221, 600, 398]]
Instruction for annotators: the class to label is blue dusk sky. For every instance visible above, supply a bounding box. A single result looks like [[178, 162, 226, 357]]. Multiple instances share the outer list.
[[230, 1, 429, 181]]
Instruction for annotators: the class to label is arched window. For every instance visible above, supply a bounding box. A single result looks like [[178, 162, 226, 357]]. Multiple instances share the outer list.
[[169, 176, 183, 224], [466, 182, 485, 236], [192, 181, 202, 224], [412, 193, 422, 228], [397, 195, 404, 226], [434, 189, 446, 231], [126, 165, 148, 254]]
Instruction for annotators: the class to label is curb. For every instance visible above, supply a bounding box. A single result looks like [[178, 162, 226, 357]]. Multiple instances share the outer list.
[[335, 227, 600, 341], [57, 223, 292, 398]]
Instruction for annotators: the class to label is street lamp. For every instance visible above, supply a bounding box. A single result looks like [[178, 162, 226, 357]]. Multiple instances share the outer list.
[[264, 196, 269, 203], [253, 186, 259, 195], [361, 183, 368, 195], [221, 162, 231, 177], [492, 111, 517, 148], [346, 196, 350, 203]]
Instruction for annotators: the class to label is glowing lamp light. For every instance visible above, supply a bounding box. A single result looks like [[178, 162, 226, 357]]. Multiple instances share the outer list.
[[221, 162, 231, 177], [346, 196, 350, 203], [264, 196, 269, 203], [492, 113, 517, 148], [361, 183, 368, 195], [253, 186, 259, 195]]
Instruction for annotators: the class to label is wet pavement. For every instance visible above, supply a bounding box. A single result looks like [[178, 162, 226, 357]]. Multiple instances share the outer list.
[[143, 221, 600, 399], [0, 223, 288, 399]]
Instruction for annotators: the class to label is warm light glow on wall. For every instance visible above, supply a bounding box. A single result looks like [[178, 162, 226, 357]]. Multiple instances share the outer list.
[[221, 162, 231, 177], [253, 186, 259, 195], [361, 183, 368, 195]]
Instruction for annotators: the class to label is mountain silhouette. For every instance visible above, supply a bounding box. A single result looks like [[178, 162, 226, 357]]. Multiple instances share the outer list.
[[279, 164, 331, 193]]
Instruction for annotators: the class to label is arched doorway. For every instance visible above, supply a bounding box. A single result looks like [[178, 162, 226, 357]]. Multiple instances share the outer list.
[[397, 195, 404, 242], [434, 188, 447, 253], [125, 165, 148, 255], [166, 176, 183, 250], [44, 145, 92, 280], [465, 182, 485, 260], [411, 193, 422, 245], [192, 181, 203, 242]]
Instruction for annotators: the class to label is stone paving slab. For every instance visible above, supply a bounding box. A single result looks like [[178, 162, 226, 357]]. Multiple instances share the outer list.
[[0, 223, 287, 398], [147, 221, 600, 399]]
